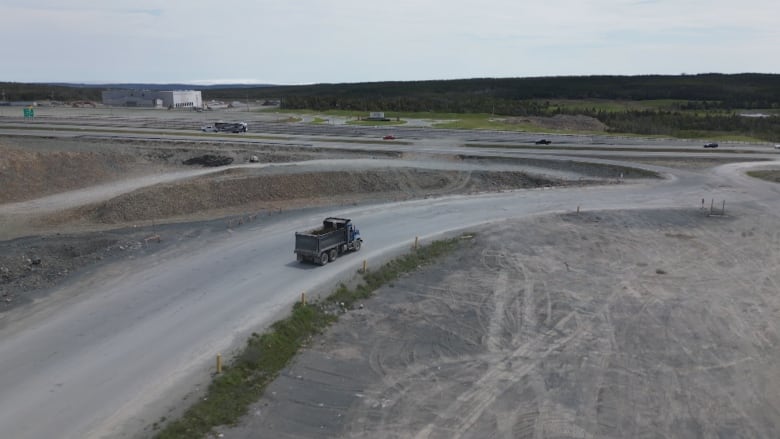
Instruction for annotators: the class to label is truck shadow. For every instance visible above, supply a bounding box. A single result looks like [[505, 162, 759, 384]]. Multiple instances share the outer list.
[[285, 260, 324, 270]]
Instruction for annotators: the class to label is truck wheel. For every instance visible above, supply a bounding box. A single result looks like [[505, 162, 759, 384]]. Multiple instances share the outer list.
[[319, 252, 329, 265], [296, 253, 303, 263], [353, 240, 362, 251], [329, 249, 338, 261]]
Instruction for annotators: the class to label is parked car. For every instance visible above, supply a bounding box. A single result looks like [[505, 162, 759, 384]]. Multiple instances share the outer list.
[[201, 125, 218, 133], [703, 142, 719, 148], [383, 135, 396, 140], [535, 139, 552, 145], [774, 144, 780, 150]]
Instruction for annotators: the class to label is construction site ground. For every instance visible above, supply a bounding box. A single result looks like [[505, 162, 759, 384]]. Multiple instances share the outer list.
[[221, 208, 780, 439], [0, 135, 628, 309], [1, 128, 779, 438]]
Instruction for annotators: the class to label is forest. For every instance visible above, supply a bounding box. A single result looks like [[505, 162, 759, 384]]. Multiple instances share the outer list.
[[2, 74, 779, 140]]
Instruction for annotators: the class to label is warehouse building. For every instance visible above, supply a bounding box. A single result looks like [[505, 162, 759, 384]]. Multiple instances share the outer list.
[[101, 89, 202, 109]]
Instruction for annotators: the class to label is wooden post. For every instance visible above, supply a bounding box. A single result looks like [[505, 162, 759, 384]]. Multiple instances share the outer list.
[[722, 200, 726, 215], [710, 199, 714, 215], [414, 236, 419, 250], [362, 260, 367, 274], [216, 354, 222, 374], [577, 205, 580, 213], [301, 292, 306, 305]]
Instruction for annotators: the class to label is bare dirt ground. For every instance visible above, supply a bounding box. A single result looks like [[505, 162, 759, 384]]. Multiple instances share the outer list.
[[0, 135, 627, 311], [3, 129, 778, 439], [220, 208, 780, 439]]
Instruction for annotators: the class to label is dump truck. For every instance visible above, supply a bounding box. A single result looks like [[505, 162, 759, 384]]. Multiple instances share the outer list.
[[214, 122, 248, 133], [295, 217, 362, 265]]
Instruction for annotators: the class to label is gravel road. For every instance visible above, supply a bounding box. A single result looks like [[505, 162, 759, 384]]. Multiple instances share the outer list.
[[223, 207, 780, 439], [1, 113, 779, 439]]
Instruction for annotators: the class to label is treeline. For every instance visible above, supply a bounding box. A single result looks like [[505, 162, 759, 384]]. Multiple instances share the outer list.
[[0, 82, 103, 102], [208, 74, 780, 111], [6, 74, 780, 109], [3, 75, 779, 140], [592, 110, 780, 140]]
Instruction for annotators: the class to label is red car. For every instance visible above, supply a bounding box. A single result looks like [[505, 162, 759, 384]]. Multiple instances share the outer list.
[[383, 135, 396, 140]]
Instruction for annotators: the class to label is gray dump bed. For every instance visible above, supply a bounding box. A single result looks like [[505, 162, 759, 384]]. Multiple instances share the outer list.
[[295, 227, 348, 256]]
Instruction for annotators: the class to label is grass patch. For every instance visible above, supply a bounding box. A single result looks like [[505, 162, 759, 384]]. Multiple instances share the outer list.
[[154, 235, 467, 438], [434, 116, 527, 131], [534, 99, 694, 113], [747, 170, 780, 183], [284, 109, 363, 118], [276, 116, 302, 123], [346, 119, 407, 126], [310, 117, 328, 124]]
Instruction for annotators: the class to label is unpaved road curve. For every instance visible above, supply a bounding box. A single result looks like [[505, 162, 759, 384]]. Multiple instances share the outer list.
[[0, 135, 777, 439], [0, 157, 595, 218], [229, 206, 780, 439], [0, 182, 681, 438]]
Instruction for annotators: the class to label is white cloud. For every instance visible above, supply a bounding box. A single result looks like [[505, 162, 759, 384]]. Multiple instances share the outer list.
[[0, 0, 777, 83]]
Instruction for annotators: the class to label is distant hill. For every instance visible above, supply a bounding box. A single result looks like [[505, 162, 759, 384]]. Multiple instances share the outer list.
[[3, 74, 780, 111], [45, 82, 277, 90], [0, 82, 278, 102], [196, 73, 780, 111], [2, 75, 778, 141]]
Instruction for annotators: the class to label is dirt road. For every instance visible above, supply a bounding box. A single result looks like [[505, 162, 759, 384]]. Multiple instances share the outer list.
[[222, 208, 780, 439], [2, 116, 780, 439]]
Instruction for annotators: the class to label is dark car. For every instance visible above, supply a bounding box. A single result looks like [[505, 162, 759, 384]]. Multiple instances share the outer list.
[[703, 142, 719, 148], [383, 135, 396, 140], [535, 139, 552, 145]]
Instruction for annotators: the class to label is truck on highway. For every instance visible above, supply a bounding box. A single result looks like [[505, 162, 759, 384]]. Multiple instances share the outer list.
[[295, 217, 362, 265], [214, 121, 248, 133]]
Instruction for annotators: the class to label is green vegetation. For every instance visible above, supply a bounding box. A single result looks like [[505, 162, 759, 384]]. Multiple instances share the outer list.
[[747, 170, 780, 183], [427, 114, 540, 131], [0, 82, 103, 102], [229, 74, 780, 142], [346, 118, 407, 126], [276, 116, 302, 123], [154, 235, 467, 439], [5, 74, 780, 141], [310, 116, 328, 124], [203, 74, 780, 110]]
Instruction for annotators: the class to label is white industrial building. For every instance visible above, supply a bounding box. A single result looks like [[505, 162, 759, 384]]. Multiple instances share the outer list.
[[101, 89, 202, 109]]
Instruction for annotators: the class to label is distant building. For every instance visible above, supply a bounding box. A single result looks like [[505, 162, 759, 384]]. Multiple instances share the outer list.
[[102, 90, 202, 109], [367, 111, 390, 121]]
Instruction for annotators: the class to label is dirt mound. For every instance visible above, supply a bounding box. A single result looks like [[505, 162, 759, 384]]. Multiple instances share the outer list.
[[182, 155, 234, 167], [0, 144, 138, 203], [459, 155, 659, 179], [49, 169, 565, 225], [0, 136, 402, 205], [0, 231, 152, 308]]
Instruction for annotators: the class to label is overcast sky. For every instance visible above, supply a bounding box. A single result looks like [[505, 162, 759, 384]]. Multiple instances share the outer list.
[[2, 1, 778, 85]]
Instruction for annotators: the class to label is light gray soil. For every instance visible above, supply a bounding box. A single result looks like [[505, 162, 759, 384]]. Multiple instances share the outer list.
[[4, 112, 780, 439], [0, 135, 634, 311], [219, 207, 780, 439]]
